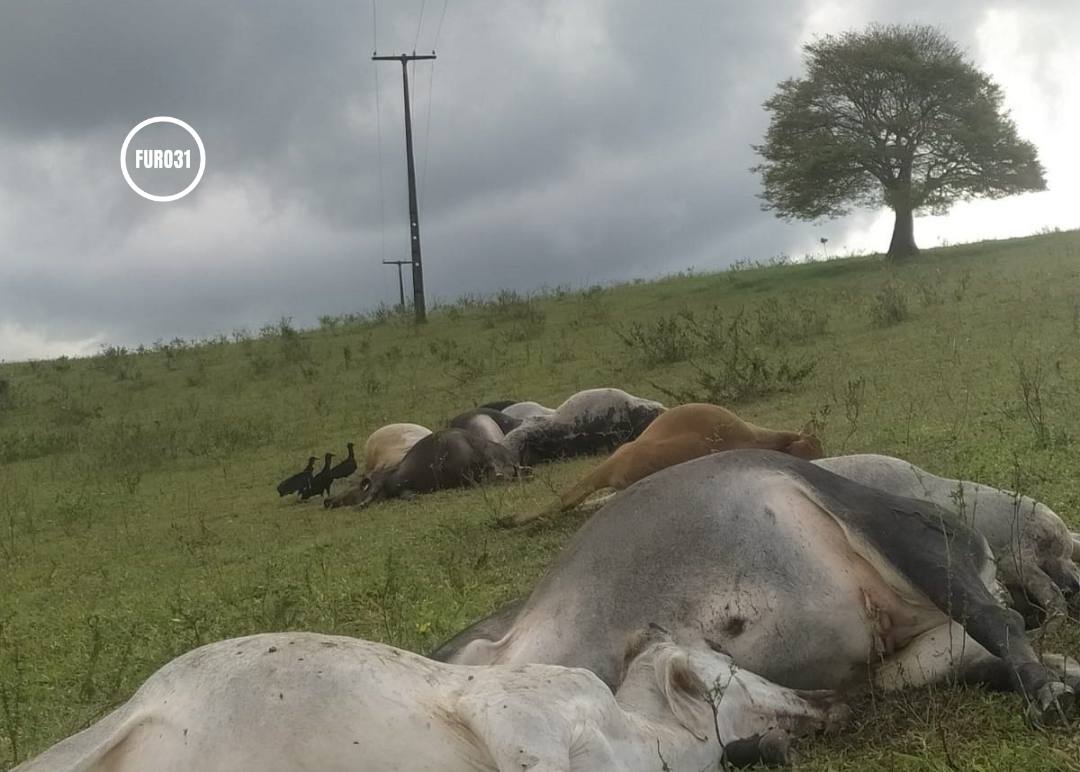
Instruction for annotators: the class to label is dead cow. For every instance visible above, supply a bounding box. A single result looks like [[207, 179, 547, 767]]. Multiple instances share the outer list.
[[435, 450, 1080, 730], [815, 453, 1080, 622], [362, 422, 431, 472], [12, 628, 845, 772], [511, 402, 822, 525], [500, 387, 666, 466], [325, 428, 522, 509]]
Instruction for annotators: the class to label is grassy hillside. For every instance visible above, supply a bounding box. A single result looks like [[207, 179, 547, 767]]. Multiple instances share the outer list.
[[2, 230, 1080, 770]]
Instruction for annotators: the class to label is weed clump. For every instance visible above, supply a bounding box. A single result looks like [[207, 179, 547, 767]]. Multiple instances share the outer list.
[[755, 296, 830, 346], [649, 310, 816, 404], [614, 313, 698, 366], [869, 281, 910, 327]]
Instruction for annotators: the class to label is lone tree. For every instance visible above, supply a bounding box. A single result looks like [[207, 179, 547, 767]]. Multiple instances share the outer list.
[[754, 25, 1046, 259]]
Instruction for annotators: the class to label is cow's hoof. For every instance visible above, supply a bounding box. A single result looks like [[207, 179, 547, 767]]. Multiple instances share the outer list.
[[1027, 682, 1074, 726]]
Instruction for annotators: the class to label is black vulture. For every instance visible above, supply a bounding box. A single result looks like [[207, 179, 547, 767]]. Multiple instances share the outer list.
[[276, 456, 316, 498], [301, 453, 335, 500], [330, 442, 357, 480]]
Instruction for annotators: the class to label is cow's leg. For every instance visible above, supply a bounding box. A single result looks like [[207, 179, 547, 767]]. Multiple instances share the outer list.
[[998, 551, 1068, 622], [1041, 557, 1080, 617], [504, 450, 620, 527], [875, 620, 1077, 723], [953, 596, 1074, 722], [557, 454, 618, 513], [821, 479, 1077, 723]]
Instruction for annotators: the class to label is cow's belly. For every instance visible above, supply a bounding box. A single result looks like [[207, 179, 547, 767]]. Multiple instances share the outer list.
[[712, 483, 948, 689], [492, 473, 948, 692]]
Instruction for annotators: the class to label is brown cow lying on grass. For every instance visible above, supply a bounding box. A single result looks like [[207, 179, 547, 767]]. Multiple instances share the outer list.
[[506, 402, 823, 526]]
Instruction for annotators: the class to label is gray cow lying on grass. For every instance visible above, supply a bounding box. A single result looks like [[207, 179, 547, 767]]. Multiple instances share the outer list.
[[435, 450, 1080, 731], [815, 454, 1080, 621], [14, 628, 846, 772]]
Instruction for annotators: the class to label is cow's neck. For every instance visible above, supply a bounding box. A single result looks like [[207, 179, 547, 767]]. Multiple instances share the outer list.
[[614, 677, 719, 771], [606, 710, 719, 771]]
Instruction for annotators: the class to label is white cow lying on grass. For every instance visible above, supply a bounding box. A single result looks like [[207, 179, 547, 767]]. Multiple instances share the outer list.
[[816, 454, 1080, 620], [15, 628, 845, 772]]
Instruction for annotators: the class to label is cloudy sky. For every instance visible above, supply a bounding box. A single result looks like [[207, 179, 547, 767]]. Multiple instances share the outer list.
[[1, 0, 1077, 361]]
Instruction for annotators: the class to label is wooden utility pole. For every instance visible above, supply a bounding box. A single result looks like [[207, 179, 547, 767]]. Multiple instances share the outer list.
[[373, 51, 436, 323], [382, 259, 411, 309]]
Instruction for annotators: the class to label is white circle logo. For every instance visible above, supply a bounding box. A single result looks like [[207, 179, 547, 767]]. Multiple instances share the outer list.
[[120, 116, 206, 202]]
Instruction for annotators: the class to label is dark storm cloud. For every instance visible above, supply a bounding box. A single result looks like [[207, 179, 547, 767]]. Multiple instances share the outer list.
[[0, 0, 1075, 359]]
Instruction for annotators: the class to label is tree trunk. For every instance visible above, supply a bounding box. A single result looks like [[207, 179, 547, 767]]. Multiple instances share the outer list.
[[887, 204, 919, 259]]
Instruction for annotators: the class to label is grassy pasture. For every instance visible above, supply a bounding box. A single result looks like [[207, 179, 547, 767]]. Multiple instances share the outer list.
[[2, 230, 1080, 769]]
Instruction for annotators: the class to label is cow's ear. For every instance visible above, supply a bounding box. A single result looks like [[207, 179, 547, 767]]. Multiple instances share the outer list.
[[655, 646, 711, 742]]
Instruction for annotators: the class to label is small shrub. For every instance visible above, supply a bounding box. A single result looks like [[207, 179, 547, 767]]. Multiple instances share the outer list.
[[914, 272, 943, 306], [0, 426, 76, 463], [614, 313, 697, 366], [362, 373, 383, 396], [318, 315, 340, 334], [248, 350, 275, 377], [93, 345, 136, 381], [0, 378, 11, 410], [953, 269, 972, 303], [652, 310, 815, 404], [506, 315, 546, 342], [1015, 357, 1051, 448], [184, 357, 207, 388], [479, 291, 546, 334], [755, 296, 829, 346], [370, 303, 397, 325], [869, 282, 909, 327], [279, 328, 311, 364], [50, 397, 99, 427]]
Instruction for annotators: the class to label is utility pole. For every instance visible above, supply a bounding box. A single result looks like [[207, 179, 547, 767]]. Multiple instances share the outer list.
[[382, 259, 411, 309], [373, 51, 436, 323]]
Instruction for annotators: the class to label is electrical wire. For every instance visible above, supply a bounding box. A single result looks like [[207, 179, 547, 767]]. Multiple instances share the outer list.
[[413, 0, 427, 52], [431, 0, 448, 51], [373, 0, 387, 263], [418, 0, 446, 216]]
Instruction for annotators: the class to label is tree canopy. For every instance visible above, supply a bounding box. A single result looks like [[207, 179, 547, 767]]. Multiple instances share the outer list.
[[754, 25, 1046, 259]]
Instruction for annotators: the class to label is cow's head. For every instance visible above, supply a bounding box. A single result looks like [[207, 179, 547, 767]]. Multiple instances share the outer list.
[[323, 468, 392, 509], [617, 624, 847, 764]]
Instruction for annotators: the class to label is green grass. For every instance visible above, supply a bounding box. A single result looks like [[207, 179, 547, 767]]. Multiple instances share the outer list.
[[3, 230, 1080, 769]]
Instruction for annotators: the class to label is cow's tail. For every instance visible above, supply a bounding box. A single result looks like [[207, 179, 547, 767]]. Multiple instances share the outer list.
[[1072, 531, 1080, 562]]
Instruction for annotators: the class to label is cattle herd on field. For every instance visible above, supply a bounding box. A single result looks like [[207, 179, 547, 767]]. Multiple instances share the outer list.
[[18, 388, 1080, 770]]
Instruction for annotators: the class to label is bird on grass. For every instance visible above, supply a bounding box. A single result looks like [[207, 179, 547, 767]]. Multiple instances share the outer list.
[[330, 442, 357, 481], [277, 456, 316, 498], [301, 453, 336, 500]]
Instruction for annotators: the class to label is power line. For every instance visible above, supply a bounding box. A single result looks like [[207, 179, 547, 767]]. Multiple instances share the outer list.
[[418, 0, 447, 214], [372, 1, 387, 263], [431, 0, 449, 51], [413, 0, 427, 52], [418, 60, 435, 217], [418, 0, 446, 216]]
